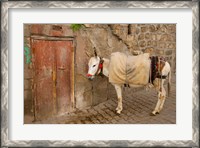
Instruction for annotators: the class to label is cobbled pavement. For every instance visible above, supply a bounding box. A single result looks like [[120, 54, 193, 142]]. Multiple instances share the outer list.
[[34, 75, 176, 124]]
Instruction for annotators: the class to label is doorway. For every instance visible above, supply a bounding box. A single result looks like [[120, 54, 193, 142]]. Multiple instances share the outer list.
[[31, 36, 74, 120]]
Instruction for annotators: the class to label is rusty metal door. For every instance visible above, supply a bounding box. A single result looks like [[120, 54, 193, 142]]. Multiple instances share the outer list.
[[31, 37, 74, 120]]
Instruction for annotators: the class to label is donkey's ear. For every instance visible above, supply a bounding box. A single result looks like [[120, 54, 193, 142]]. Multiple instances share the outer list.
[[94, 48, 97, 57]]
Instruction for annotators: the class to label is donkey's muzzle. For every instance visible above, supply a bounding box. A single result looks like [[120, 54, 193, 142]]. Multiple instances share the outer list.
[[86, 73, 94, 80], [86, 73, 92, 77]]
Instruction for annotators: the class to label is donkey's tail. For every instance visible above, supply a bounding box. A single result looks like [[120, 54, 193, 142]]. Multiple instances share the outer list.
[[167, 69, 171, 96]]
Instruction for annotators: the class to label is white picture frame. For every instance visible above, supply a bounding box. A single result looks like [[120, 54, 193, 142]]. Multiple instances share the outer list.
[[1, 1, 199, 147]]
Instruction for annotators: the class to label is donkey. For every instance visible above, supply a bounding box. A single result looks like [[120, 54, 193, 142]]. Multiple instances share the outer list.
[[86, 50, 171, 115]]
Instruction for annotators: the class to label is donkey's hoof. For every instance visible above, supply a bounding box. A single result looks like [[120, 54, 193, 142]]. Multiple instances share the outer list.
[[150, 112, 156, 116], [156, 111, 159, 114], [116, 110, 121, 114]]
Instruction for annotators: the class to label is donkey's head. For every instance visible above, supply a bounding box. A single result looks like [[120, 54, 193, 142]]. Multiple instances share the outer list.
[[86, 49, 101, 80]]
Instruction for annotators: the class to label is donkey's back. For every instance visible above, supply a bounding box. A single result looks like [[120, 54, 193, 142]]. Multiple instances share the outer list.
[[109, 52, 151, 85]]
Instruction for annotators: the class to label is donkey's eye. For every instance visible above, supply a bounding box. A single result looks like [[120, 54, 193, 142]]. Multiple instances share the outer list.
[[93, 65, 96, 67]]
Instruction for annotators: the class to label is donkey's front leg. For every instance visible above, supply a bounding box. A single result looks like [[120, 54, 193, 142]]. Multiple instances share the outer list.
[[114, 84, 123, 114]]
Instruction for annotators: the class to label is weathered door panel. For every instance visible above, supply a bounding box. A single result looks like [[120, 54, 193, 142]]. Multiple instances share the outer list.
[[55, 41, 73, 113], [32, 38, 74, 120], [32, 40, 56, 119]]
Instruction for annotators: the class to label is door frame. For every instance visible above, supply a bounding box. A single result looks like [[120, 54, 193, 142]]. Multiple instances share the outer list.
[[30, 35, 75, 120]]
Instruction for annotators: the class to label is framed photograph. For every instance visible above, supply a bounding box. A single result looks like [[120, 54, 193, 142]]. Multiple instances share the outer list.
[[1, 1, 199, 147]]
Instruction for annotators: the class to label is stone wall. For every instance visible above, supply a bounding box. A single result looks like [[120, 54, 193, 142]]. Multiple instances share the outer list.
[[108, 24, 176, 72], [24, 24, 176, 120], [79, 24, 176, 72]]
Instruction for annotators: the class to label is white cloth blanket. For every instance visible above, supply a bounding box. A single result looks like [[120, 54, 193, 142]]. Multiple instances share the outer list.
[[109, 52, 151, 85]]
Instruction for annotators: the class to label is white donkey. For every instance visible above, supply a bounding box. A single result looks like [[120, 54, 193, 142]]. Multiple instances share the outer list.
[[87, 51, 171, 115]]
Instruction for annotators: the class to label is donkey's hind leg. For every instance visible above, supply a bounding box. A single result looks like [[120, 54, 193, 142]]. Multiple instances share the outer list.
[[158, 86, 166, 113], [114, 84, 123, 114], [151, 91, 162, 116], [151, 79, 166, 116]]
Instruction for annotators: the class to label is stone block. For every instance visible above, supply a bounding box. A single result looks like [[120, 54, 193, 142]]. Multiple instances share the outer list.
[[126, 43, 133, 49], [110, 24, 121, 30], [84, 24, 93, 28], [126, 35, 135, 41], [120, 34, 127, 41], [141, 26, 147, 32], [129, 47, 140, 54], [138, 34, 145, 40], [144, 47, 154, 55], [132, 41, 138, 46], [159, 25, 167, 33], [156, 49, 164, 55], [158, 42, 166, 48], [157, 34, 162, 41], [151, 34, 157, 40], [145, 33, 151, 40], [165, 50, 173, 55], [130, 24, 137, 34], [167, 35, 176, 42], [152, 41, 157, 47], [164, 57, 170, 61], [149, 25, 156, 32], [136, 28, 140, 34], [139, 41, 146, 47], [147, 41, 151, 46], [160, 34, 168, 41], [167, 43, 176, 49], [166, 25, 176, 33]]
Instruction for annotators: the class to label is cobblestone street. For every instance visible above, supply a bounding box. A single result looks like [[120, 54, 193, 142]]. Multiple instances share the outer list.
[[34, 75, 176, 124]]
